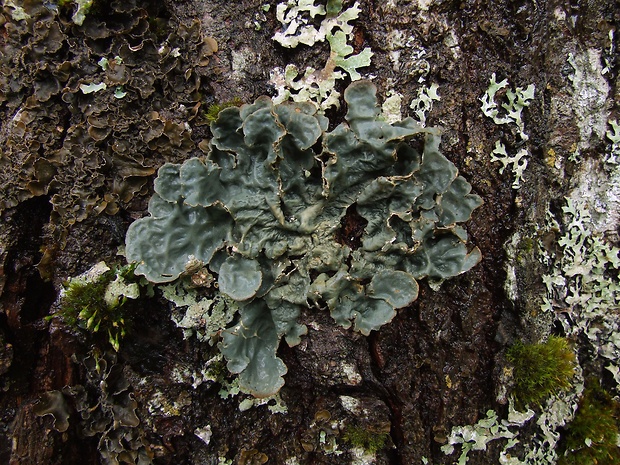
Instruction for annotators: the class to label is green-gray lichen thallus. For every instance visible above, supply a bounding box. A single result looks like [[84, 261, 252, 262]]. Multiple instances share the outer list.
[[126, 81, 482, 397]]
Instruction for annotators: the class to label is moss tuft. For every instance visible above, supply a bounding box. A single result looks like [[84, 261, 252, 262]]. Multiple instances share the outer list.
[[507, 336, 576, 408], [52, 263, 140, 351], [342, 426, 389, 454], [205, 98, 243, 123], [558, 381, 620, 465]]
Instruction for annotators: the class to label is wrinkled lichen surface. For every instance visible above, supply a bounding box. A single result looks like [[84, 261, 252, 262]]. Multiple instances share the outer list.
[[126, 80, 482, 396]]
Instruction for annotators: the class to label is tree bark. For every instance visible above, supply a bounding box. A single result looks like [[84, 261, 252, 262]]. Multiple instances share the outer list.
[[0, 0, 618, 464]]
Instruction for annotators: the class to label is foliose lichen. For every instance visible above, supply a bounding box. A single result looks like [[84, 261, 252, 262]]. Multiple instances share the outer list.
[[605, 119, 620, 165], [441, 406, 536, 465], [125, 80, 482, 397], [409, 83, 440, 127], [270, 0, 373, 110], [34, 350, 153, 465], [0, 0, 217, 232], [480, 73, 535, 189], [542, 198, 620, 381]]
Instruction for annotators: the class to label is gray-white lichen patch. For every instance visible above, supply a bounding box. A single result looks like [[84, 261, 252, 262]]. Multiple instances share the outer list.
[[480, 74, 535, 189], [231, 47, 262, 81], [161, 280, 237, 343], [566, 48, 611, 159], [349, 448, 377, 465], [270, 0, 372, 110], [380, 86, 403, 124], [194, 425, 212, 445]]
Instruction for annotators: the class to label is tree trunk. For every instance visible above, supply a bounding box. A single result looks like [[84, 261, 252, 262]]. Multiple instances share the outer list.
[[0, 0, 618, 464]]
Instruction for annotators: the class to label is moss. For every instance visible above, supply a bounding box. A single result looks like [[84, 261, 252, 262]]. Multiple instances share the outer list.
[[558, 381, 620, 465], [518, 237, 535, 254], [507, 336, 576, 408], [205, 98, 243, 123], [52, 263, 140, 351], [342, 426, 389, 454]]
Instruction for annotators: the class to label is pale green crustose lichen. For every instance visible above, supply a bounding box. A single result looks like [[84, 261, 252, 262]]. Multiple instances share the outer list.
[[126, 81, 482, 397]]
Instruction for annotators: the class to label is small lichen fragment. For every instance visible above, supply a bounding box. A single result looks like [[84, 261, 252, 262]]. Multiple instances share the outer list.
[[490, 141, 528, 189], [409, 83, 440, 127], [33, 390, 71, 432]]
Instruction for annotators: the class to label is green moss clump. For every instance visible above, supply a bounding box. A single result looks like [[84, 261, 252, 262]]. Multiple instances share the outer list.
[[558, 382, 620, 465], [53, 263, 140, 351], [342, 426, 389, 454], [205, 98, 243, 123], [507, 336, 576, 408]]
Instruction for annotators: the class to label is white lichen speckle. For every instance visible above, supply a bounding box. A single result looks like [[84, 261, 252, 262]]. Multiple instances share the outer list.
[[350, 447, 377, 465], [339, 395, 362, 414], [231, 47, 260, 80], [341, 362, 362, 385], [194, 425, 212, 445], [381, 87, 403, 124]]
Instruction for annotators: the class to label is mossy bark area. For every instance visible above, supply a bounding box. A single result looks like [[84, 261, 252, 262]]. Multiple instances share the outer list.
[[0, 1, 617, 464]]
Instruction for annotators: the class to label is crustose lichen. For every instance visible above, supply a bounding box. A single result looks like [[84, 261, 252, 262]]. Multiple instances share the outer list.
[[125, 81, 482, 397]]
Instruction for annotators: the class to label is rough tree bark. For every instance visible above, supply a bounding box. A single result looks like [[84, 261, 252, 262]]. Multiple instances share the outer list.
[[0, 0, 618, 464]]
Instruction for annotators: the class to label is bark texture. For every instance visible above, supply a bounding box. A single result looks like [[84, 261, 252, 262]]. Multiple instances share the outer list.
[[0, 0, 618, 464]]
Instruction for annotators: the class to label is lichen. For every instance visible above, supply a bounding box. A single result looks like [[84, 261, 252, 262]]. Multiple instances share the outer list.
[[409, 83, 440, 127], [270, 0, 373, 110], [161, 279, 237, 344], [605, 119, 620, 165], [301, 409, 343, 455], [441, 406, 535, 465], [566, 49, 610, 161], [0, 0, 217, 232], [480, 73, 535, 189], [125, 80, 481, 397], [542, 198, 620, 378], [34, 350, 153, 464]]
